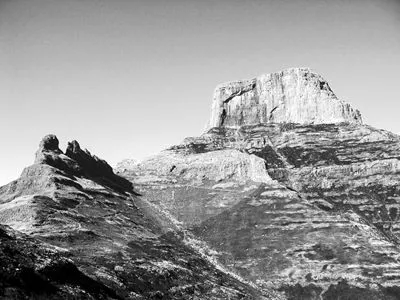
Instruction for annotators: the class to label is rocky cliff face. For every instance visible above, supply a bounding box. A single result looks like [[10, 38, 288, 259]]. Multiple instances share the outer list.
[[117, 69, 400, 299], [118, 124, 400, 299], [207, 68, 362, 129], [165, 124, 400, 297], [2, 68, 400, 300]]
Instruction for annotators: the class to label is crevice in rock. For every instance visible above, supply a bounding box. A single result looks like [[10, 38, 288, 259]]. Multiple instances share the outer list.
[[269, 106, 279, 121], [222, 83, 256, 104], [219, 108, 227, 127]]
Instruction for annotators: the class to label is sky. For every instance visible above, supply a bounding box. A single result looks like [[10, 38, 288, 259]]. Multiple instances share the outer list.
[[1, 0, 400, 185]]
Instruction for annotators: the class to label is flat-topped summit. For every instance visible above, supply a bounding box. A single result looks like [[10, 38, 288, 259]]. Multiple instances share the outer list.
[[207, 68, 362, 129]]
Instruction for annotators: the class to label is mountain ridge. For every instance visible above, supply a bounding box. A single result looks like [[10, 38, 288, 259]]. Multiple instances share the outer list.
[[116, 68, 400, 299], [2, 68, 400, 299], [0, 134, 273, 299]]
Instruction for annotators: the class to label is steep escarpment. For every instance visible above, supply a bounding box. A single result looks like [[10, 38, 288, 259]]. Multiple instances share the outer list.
[[120, 125, 400, 299], [117, 148, 273, 226], [0, 135, 272, 299], [168, 124, 400, 297], [207, 68, 362, 129], [118, 69, 400, 299]]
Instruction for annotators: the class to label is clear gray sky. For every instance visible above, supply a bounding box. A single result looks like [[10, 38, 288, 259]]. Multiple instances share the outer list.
[[1, 0, 400, 185]]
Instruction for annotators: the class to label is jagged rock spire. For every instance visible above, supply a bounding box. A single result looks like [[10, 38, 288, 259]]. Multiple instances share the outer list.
[[35, 134, 64, 164], [66, 140, 114, 177], [33, 134, 133, 193], [207, 68, 362, 130], [38, 134, 62, 152]]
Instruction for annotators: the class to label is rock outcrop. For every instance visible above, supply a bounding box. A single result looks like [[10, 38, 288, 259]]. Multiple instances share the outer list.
[[65, 140, 113, 176], [118, 149, 272, 185], [37, 134, 62, 154], [3, 68, 400, 300], [117, 69, 400, 299], [33, 134, 133, 193], [119, 123, 400, 298], [207, 68, 362, 129], [0, 135, 271, 299]]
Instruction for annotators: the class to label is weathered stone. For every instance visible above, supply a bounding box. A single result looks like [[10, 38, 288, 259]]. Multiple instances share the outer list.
[[115, 159, 138, 173], [207, 68, 362, 130], [38, 134, 61, 152], [129, 149, 272, 185], [119, 121, 400, 299], [65, 140, 113, 176], [116, 69, 400, 299], [3, 68, 400, 299], [34, 134, 64, 165], [33, 135, 134, 193], [0, 136, 271, 300]]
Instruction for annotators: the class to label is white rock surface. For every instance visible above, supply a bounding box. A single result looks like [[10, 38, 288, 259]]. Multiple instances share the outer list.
[[207, 68, 362, 129], [115, 159, 139, 173], [131, 149, 272, 184]]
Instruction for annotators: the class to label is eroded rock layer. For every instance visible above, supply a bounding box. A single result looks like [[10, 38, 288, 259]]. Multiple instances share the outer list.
[[2, 68, 400, 300], [118, 122, 400, 299], [207, 68, 362, 129], [0, 135, 272, 300]]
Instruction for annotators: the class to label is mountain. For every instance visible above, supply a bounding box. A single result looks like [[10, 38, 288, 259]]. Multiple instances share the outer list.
[[117, 68, 400, 299], [2, 67, 400, 299], [207, 68, 362, 129], [0, 135, 272, 299]]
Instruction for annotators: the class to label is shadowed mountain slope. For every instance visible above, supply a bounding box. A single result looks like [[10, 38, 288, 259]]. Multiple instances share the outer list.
[[0, 224, 121, 299]]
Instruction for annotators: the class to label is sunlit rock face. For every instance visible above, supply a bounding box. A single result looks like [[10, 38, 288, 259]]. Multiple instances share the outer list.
[[117, 149, 272, 185], [120, 123, 400, 299], [117, 69, 400, 299], [207, 68, 362, 129], [3, 67, 400, 299]]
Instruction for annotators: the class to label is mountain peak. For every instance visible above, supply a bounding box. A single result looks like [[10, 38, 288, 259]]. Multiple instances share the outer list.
[[65, 139, 115, 179], [207, 68, 362, 130], [33, 134, 133, 193], [38, 134, 61, 153], [34, 134, 66, 166]]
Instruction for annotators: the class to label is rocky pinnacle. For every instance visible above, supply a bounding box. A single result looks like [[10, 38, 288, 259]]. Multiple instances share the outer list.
[[207, 68, 362, 130]]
